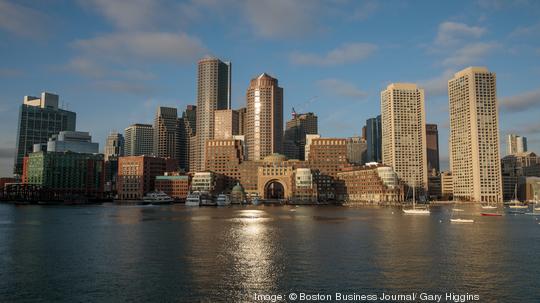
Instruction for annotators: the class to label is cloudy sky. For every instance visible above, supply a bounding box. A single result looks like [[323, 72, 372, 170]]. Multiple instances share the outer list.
[[1, 0, 540, 176]]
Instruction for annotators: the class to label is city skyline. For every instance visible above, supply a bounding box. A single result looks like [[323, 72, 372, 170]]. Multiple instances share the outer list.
[[1, 1, 540, 176]]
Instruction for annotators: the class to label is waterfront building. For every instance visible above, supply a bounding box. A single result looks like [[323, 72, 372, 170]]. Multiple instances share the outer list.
[[154, 106, 179, 160], [104, 132, 124, 161], [24, 151, 104, 199], [304, 134, 321, 161], [194, 57, 231, 172], [501, 152, 539, 200], [283, 111, 318, 160], [155, 173, 190, 201], [440, 171, 453, 200], [124, 124, 154, 156], [518, 176, 540, 201], [178, 105, 196, 171], [426, 124, 440, 175], [42, 131, 99, 154], [307, 138, 352, 201], [336, 163, 403, 204], [448, 67, 502, 203], [428, 174, 442, 200], [14, 92, 76, 175], [245, 73, 283, 161], [346, 136, 367, 165], [365, 115, 382, 163], [293, 168, 317, 203], [205, 139, 244, 191], [214, 109, 240, 140], [117, 156, 177, 200], [191, 172, 223, 194], [381, 83, 428, 193], [507, 134, 527, 155]]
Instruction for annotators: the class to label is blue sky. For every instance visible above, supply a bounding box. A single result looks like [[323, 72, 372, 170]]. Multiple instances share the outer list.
[[1, 0, 540, 176]]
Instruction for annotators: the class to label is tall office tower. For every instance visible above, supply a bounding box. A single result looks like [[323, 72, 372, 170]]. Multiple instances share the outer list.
[[194, 57, 231, 172], [214, 109, 239, 139], [154, 106, 179, 159], [425, 124, 440, 175], [237, 107, 247, 135], [178, 105, 197, 171], [507, 134, 528, 155], [14, 92, 76, 175], [124, 124, 154, 156], [346, 136, 367, 165], [283, 111, 318, 160], [104, 132, 124, 161], [448, 67, 502, 204], [365, 115, 382, 163], [381, 83, 428, 193], [246, 73, 283, 161]]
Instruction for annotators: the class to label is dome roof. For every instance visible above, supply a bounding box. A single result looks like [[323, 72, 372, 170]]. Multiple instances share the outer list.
[[263, 153, 288, 163], [232, 182, 244, 193]]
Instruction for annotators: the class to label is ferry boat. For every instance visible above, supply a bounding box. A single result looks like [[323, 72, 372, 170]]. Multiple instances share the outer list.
[[142, 191, 173, 205], [216, 194, 231, 206], [185, 191, 214, 206]]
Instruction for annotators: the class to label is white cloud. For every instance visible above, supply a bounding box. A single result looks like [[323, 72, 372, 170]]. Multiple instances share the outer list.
[[317, 78, 367, 99], [71, 32, 207, 63], [509, 23, 540, 38], [243, 0, 322, 38], [0, 0, 49, 37], [442, 42, 499, 66], [0, 68, 23, 78], [290, 43, 377, 66], [435, 22, 486, 46], [500, 88, 540, 113]]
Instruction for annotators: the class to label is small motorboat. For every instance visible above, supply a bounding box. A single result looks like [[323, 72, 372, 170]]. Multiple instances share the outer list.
[[481, 212, 503, 217], [450, 218, 474, 223]]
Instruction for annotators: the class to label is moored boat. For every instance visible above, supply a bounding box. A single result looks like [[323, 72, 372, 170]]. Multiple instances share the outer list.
[[216, 194, 231, 206], [142, 191, 173, 205]]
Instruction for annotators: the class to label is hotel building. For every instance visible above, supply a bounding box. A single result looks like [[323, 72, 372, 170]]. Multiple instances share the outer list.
[[448, 67, 502, 203]]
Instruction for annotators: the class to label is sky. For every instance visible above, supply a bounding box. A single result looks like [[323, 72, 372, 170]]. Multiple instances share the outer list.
[[1, 0, 540, 177]]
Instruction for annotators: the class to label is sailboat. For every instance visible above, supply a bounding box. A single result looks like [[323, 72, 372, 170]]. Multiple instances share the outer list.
[[403, 185, 430, 215], [508, 184, 528, 209], [481, 200, 497, 210]]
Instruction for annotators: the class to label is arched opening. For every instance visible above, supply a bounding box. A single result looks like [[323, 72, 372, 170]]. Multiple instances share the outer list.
[[265, 181, 284, 200]]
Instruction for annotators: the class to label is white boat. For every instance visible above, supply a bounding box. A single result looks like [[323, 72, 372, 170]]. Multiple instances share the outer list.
[[185, 191, 212, 206], [252, 197, 261, 206], [508, 184, 528, 209], [450, 218, 474, 223], [216, 194, 231, 206], [402, 184, 430, 215], [142, 191, 174, 204]]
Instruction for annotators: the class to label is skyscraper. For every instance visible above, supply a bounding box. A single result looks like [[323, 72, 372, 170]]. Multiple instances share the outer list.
[[214, 109, 239, 140], [237, 107, 247, 135], [154, 107, 179, 160], [283, 111, 318, 160], [178, 105, 196, 171], [448, 67, 502, 204], [507, 134, 527, 155], [346, 136, 367, 165], [365, 115, 382, 163], [14, 92, 76, 175], [381, 83, 428, 193], [194, 57, 231, 172], [104, 132, 124, 161], [124, 124, 154, 156], [245, 73, 283, 161], [425, 124, 440, 175]]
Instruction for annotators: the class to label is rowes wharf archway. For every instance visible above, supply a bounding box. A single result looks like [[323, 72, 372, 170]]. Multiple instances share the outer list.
[[264, 180, 285, 200]]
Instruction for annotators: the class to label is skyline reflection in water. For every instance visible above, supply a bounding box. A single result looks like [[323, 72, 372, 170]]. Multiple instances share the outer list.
[[0, 204, 539, 302]]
